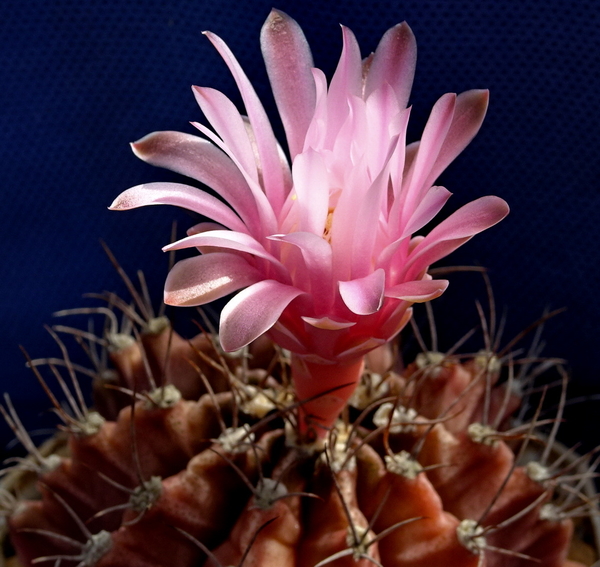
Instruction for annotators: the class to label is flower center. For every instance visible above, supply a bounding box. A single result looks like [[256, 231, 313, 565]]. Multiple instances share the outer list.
[[323, 207, 335, 242]]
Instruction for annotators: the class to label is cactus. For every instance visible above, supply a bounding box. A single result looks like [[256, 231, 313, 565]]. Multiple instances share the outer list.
[[2, 8, 597, 567], [1, 275, 597, 567]]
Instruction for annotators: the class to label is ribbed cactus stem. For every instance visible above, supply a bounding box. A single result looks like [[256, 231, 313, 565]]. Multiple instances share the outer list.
[[291, 354, 364, 440]]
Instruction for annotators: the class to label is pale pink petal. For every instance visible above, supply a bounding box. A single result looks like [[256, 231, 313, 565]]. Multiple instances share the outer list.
[[418, 195, 509, 244], [406, 237, 473, 282], [403, 196, 510, 278], [302, 68, 329, 151], [163, 229, 287, 277], [400, 185, 452, 238], [186, 222, 224, 236], [401, 92, 456, 219], [190, 120, 278, 236], [301, 316, 356, 330], [331, 95, 367, 169], [268, 232, 332, 284], [109, 182, 247, 233], [204, 31, 287, 214], [364, 22, 417, 108], [365, 83, 402, 176], [329, 154, 370, 281], [243, 116, 293, 197], [325, 25, 363, 148], [385, 279, 449, 302], [385, 107, 411, 218], [192, 86, 258, 182], [130, 131, 259, 229], [351, 140, 398, 277], [291, 148, 330, 234], [339, 268, 386, 315], [220, 280, 304, 351], [330, 26, 363, 98], [260, 9, 316, 159], [270, 231, 333, 311], [422, 89, 489, 190], [376, 234, 425, 276], [164, 253, 262, 306], [376, 235, 409, 274]]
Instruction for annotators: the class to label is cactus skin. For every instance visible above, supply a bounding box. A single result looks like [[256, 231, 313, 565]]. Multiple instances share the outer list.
[[3, 306, 594, 567]]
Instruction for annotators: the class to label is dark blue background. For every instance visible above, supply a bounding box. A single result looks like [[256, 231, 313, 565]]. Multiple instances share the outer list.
[[1, 1, 598, 449]]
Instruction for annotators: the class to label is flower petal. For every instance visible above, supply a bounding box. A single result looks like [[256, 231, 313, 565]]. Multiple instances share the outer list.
[[163, 229, 287, 277], [220, 280, 304, 351], [339, 269, 386, 315], [269, 232, 332, 282], [403, 196, 510, 279], [351, 137, 399, 277], [301, 316, 356, 330], [364, 22, 417, 109], [204, 31, 287, 214], [129, 131, 260, 229], [187, 222, 224, 236], [422, 89, 489, 191], [401, 185, 452, 238], [164, 253, 262, 306], [385, 279, 449, 302], [291, 148, 330, 235], [190, 120, 278, 236], [260, 9, 316, 159], [401, 92, 456, 219], [325, 25, 363, 148], [109, 182, 247, 233], [192, 86, 259, 184]]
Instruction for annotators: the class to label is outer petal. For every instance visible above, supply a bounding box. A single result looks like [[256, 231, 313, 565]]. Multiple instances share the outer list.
[[260, 9, 316, 159], [163, 230, 288, 278], [325, 25, 363, 148], [400, 92, 456, 221], [220, 280, 304, 351], [291, 148, 330, 235], [204, 31, 287, 214], [351, 137, 399, 277], [403, 196, 510, 279], [422, 89, 489, 191], [365, 84, 403, 178], [164, 253, 262, 306], [192, 86, 259, 183], [269, 232, 332, 283], [129, 131, 260, 229], [302, 68, 329, 152], [400, 185, 452, 238], [191, 120, 278, 236], [339, 269, 386, 315], [301, 316, 355, 330], [364, 22, 417, 109], [385, 279, 449, 302], [109, 182, 248, 233]]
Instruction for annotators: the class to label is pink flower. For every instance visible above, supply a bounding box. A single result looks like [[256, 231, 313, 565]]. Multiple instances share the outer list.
[[110, 10, 509, 438]]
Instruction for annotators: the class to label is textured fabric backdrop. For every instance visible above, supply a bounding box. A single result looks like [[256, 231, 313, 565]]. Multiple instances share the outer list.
[[1, 0, 598, 449]]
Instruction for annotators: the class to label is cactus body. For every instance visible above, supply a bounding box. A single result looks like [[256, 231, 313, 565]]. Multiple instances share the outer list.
[[3, 310, 595, 567]]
